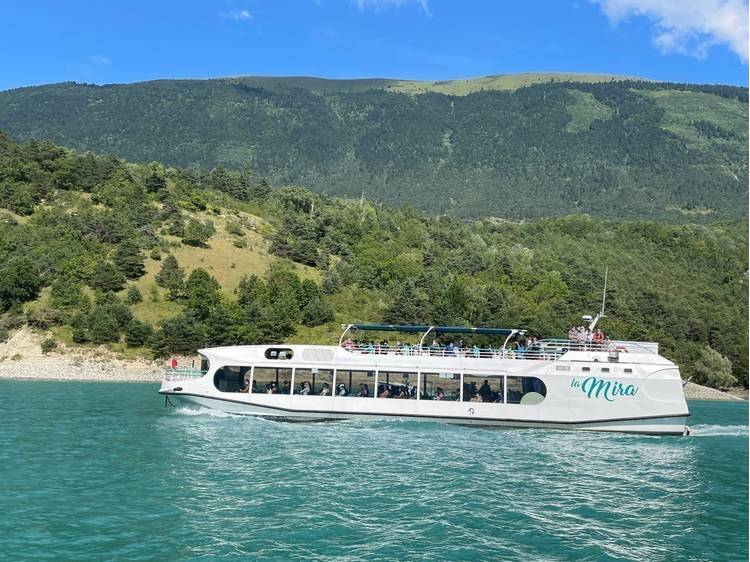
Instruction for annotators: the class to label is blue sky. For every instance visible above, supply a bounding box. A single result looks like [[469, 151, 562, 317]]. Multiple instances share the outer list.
[[1, 0, 747, 90]]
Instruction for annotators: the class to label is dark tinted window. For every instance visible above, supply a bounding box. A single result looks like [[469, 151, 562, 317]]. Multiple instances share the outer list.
[[214, 366, 251, 392]]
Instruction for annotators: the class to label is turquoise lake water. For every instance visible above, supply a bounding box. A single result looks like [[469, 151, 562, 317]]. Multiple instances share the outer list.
[[1, 381, 747, 561]]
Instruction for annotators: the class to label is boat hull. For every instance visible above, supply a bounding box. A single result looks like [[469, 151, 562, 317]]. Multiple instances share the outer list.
[[164, 392, 690, 436]]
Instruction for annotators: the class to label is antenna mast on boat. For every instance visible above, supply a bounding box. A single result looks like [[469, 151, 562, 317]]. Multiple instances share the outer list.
[[588, 267, 608, 331]]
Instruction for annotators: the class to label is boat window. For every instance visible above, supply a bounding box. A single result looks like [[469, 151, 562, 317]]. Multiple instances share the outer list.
[[294, 368, 334, 396], [252, 367, 293, 394], [421, 372, 461, 401], [463, 374, 503, 403], [376, 370, 417, 399], [200, 354, 210, 373], [582, 367, 590, 372], [213, 365, 251, 393], [624, 368, 633, 374], [265, 348, 294, 360], [506, 377, 547, 405], [601, 367, 610, 373], [334, 370, 375, 398]]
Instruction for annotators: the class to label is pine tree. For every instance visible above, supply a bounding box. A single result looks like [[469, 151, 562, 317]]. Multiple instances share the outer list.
[[184, 268, 221, 317], [144, 172, 166, 193], [383, 279, 430, 325], [124, 319, 153, 347], [88, 261, 126, 293], [113, 239, 146, 279], [155, 255, 184, 300], [125, 285, 143, 304], [302, 297, 335, 327]]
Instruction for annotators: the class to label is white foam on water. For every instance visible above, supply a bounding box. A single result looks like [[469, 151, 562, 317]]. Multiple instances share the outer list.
[[173, 406, 243, 419], [690, 424, 748, 437]]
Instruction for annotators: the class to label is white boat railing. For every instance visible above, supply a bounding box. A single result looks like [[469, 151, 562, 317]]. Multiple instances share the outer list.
[[163, 368, 206, 382], [339, 339, 656, 361]]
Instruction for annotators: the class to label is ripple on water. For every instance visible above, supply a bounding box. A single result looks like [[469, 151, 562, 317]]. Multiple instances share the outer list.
[[0, 382, 747, 562]]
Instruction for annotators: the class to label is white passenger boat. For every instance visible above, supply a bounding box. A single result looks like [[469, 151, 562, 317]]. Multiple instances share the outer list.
[[159, 319, 691, 436]]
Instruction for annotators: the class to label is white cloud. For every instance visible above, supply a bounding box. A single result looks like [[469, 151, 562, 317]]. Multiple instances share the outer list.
[[593, 0, 749, 63], [89, 55, 111, 65], [355, 0, 432, 17], [220, 9, 253, 21]]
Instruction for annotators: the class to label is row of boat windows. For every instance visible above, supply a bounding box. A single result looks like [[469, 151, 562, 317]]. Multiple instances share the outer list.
[[555, 365, 634, 374], [214, 366, 547, 405]]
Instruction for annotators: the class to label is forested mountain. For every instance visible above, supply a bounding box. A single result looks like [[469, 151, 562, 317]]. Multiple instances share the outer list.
[[0, 132, 746, 387], [0, 75, 746, 220]]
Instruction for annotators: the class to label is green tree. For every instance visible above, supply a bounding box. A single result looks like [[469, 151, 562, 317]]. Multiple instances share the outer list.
[[125, 285, 143, 304], [153, 314, 207, 355], [694, 346, 737, 388], [124, 319, 153, 347], [155, 255, 184, 300], [182, 218, 215, 247], [88, 261, 126, 293], [144, 172, 166, 193], [383, 279, 430, 325], [50, 275, 87, 310], [236, 274, 268, 309], [302, 297, 335, 327], [299, 279, 321, 309], [184, 268, 221, 317], [113, 240, 146, 279], [205, 303, 241, 346], [87, 305, 121, 344], [251, 178, 271, 200], [0, 257, 43, 311]]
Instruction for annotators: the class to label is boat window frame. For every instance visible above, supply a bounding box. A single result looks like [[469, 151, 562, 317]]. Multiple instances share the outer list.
[[264, 348, 294, 360], [375, 369, 418, 399], [250, 365, 293, 394]]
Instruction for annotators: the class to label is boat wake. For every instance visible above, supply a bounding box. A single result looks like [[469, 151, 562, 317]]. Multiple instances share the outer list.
[[172, 406, 243, 419], [690, 424, 748, 437]]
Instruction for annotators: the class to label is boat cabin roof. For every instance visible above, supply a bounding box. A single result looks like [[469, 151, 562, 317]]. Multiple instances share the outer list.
[[345, 323, 518, 336]]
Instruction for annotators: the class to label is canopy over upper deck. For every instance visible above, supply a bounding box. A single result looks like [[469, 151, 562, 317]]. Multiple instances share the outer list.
[[339, 323, 524, 347]]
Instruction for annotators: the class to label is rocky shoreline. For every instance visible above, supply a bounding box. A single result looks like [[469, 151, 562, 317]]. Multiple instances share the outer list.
[[0, 329, 745, 400]]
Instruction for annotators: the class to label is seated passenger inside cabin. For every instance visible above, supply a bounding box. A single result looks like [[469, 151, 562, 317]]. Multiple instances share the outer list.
[[240, 378, 250, 393], [337, 383, 348, 397], [299, 381, 311, 395], [435, 387, 446, 400], [378, 384, 390, 398], [396, 385, 408, 399], [282, 380, 291, 394], [320, 382, 331, 396], [357, 383, 369, 397]]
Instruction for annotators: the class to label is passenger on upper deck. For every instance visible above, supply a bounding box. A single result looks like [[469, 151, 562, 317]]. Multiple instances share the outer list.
[[430, 338, 441, 356], [593, 329, 604, 345]]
